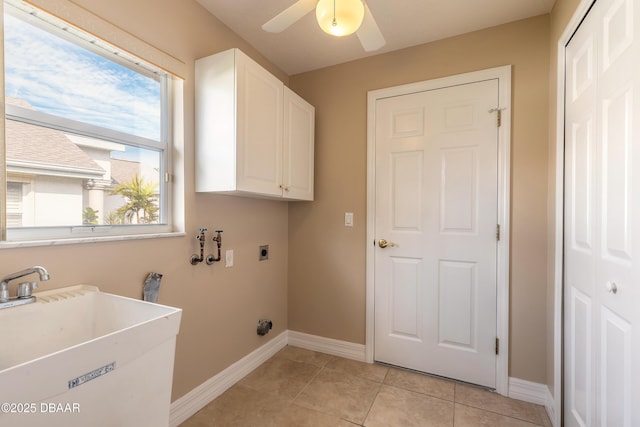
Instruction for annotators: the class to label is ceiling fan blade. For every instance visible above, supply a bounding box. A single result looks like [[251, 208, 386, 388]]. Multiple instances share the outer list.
[[262, 0, 318, 33], [356, 2, 386, 52]]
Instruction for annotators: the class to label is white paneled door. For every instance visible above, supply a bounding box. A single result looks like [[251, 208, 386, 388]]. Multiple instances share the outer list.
[[374, 79, 500, 387], [564, 0, 640, 425]]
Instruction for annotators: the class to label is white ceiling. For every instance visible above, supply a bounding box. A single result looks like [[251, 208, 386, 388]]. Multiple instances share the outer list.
[[195, 0, 555, 75]]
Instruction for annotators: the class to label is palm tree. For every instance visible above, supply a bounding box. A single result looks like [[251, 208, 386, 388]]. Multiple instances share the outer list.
[[104, 211, 123, 225], [83, 207, 99, 225], [111, 175, 159, 224]]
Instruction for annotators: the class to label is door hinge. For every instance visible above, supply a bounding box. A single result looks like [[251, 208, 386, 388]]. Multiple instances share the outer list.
[[495, 337, 500, 355], [496, 224, 501, 241], [489, 108, 505, 127]]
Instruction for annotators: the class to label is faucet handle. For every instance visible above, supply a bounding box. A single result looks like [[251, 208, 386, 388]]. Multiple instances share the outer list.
[[16, 281, 38, 299]]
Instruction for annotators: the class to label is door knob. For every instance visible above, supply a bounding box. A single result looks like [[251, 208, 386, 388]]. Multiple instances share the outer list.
[[378, 239, 398, 248], [605, 281, 618, 294]]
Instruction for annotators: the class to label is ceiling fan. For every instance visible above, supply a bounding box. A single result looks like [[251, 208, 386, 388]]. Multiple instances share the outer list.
[[262, 0, 386, 52]]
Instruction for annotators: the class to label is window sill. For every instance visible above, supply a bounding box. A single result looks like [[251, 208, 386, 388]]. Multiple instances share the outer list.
[[0, 231, 186, 249]]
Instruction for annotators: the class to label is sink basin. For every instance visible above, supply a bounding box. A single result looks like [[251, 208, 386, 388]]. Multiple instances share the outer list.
[[0, 285, 182, 427]]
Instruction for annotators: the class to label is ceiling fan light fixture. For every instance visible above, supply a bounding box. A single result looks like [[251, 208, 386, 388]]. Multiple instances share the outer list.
[[315, 0, 364, 37]]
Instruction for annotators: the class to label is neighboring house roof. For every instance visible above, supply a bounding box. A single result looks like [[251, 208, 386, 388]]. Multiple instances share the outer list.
[[6, 97, 32, 108], [6, 119, 104, 173], [5, 97, 155, 185], [5, 97, 104, 175], [110, 158, 143, 185]]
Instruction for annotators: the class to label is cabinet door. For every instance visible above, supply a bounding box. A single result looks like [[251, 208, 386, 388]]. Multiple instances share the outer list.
[[236, 51, 283, 197], [283, 86, 315, 201]]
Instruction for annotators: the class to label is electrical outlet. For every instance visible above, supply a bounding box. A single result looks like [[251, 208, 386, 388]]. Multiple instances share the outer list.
[[259, 245, 269, 261], [225, 249, 233, 267]]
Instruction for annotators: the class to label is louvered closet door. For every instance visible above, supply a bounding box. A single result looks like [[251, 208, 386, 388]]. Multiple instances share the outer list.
[[564, 0, 640, 425]]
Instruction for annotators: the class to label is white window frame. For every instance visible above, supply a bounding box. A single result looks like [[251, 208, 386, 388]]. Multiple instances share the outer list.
[[0, 0, 184, 246]]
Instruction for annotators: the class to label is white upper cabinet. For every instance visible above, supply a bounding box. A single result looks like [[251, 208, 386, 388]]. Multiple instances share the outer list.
[[195, 48, 314, 201], [283, 86, 315, 201]]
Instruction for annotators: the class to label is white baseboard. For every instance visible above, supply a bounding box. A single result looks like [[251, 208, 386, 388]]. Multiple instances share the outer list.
[[544, 387, 557, 427], [287, 330, 366, 362], [509, 377, 557, 427], [169, 331, 288, 427]]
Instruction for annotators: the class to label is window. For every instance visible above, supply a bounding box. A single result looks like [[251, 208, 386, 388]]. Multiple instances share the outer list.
[[2, 0, 176, 242]]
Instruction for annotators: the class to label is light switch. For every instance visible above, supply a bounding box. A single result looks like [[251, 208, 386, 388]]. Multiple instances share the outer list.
[[225, 249, 233, 267], [344, 212, 354, 227]]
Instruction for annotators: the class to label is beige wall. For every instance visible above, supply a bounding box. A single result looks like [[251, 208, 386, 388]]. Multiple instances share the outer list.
[[289, 15, 552, 383], [0, 0, 290, 401]]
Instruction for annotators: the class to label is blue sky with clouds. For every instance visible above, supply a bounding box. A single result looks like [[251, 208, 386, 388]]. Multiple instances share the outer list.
[[4, 13, 162, 142]]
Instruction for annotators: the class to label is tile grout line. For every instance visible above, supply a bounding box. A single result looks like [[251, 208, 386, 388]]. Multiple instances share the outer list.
[[278, 349, 365, 424], [382, 382, 457, 405], [454, 382, 545, 425], [320, 362, 387, 426], [451, 403, 456, 426], [278, 350, 368, 425], [454, 402, 546, 426], [359, 379, 384, 426], [258, 350, 329, 410], [288, 360, 325, 403]]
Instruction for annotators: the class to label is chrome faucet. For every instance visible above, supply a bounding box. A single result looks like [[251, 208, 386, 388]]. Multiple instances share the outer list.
[[0, 266, 50, 309]]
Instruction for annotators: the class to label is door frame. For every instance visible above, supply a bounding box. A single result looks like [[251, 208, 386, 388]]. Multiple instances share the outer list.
[[553, 1, 598, 426], [365, 66, 512, 395]]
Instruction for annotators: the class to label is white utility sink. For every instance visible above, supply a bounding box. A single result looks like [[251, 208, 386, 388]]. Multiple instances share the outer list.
[[0, 285, 182, 427]]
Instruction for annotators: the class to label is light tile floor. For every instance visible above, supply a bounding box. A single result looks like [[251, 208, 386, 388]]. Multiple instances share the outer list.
[[181, 346, 552, 427]]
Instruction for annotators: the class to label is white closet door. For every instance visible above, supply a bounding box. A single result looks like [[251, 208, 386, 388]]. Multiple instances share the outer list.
[[564, 0, 640, 425]]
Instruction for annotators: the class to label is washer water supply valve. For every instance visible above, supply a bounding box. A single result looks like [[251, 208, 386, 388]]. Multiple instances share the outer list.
[[190, 228, 208, 265], [257, 319, 273, 336], [206, 230, 223, 265], [190, 228, 224, 266]]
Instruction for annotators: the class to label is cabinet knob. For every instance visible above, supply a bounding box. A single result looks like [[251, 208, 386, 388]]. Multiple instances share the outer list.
[[605, 281, 618, 294]]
